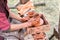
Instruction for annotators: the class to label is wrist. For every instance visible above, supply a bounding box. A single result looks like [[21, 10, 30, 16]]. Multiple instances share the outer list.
[[27, 21, 32, 27]]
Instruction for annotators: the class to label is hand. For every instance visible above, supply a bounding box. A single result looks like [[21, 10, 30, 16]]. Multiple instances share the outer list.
[[28, 18, 36, 26], [20, 17, 30, 22]]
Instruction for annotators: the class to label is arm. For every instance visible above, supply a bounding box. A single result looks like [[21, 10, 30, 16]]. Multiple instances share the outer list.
[[9, 10, 29, 22], [9, 10, 21, 21], [10, 22, 32, 31]]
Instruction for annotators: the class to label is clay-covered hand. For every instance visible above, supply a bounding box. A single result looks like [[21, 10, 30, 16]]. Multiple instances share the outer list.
[[20, 17, 30, 22], [28, 14, 44, 27]]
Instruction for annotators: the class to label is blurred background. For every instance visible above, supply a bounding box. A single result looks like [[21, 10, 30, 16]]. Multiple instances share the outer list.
[[7, 0, 59, 40]]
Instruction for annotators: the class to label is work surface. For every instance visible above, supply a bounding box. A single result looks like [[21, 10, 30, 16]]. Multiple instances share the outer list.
[[6, 0, 59, 40]]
